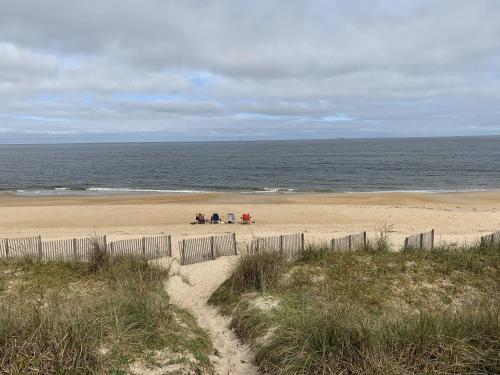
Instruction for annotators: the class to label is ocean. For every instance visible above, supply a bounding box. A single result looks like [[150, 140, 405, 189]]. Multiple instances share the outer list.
[[0, 136, 499, 195]]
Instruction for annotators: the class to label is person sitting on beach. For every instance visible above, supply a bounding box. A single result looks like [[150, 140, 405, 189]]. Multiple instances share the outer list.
[[196, 213, 206, 224]]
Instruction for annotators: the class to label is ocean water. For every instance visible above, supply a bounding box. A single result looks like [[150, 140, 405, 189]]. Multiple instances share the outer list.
[[0, 137, 499, 195]]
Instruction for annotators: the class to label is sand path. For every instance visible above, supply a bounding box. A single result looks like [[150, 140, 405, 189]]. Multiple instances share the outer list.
[[166, 256, 258, 375]]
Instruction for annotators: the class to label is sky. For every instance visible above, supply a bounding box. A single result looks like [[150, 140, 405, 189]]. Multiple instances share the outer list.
[[0, 0, 499, 144]]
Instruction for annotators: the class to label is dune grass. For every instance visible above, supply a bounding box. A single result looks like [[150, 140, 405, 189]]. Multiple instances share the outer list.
[[0, 256, 213, 374], [209, 241, 499, 374]]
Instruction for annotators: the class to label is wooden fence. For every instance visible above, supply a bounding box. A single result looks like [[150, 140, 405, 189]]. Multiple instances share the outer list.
[[0, 235, 170, 261], [0, 236, 40, 259], [109, 235, 171, 259], [249, 233, 305, 259], [404, 229, 435, 250], [330, 232, 367, 251], [42, 236, 106, 262], [480, 231, 500, 246], [179, 233, 237, 265]]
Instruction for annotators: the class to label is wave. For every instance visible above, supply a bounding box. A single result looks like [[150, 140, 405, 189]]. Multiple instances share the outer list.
[[240, 187, 298, 194], [12, 186, 213, 196], [7, 186, 499, 197], [86, 187, 211, 194]]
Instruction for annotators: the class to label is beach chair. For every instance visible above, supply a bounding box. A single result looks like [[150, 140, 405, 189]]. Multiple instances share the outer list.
[[211, 213, 221, 224], [241, 213, 251, 224], [227, 213, 236, 224]]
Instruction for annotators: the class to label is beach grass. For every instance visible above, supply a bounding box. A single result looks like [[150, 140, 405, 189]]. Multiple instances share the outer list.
[[209, 241, 500, 374], [0, 256, 213, 374]]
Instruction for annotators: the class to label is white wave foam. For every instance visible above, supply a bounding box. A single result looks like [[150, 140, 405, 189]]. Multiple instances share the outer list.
[[10, 186, 498, 197], [240, 187, 297, 194], [86, 187, 212, 194], [13, 187, 213, 196]]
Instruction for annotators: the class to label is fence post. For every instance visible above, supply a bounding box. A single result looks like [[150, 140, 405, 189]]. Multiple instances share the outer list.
[[181, 239, 186, 265], [419, 233, 424, 249], [142, 237, 146, 257], [331, 238, 334, 251], [110, 242, 114, 257], [404, 237, 408, 250], [256, 238, 260, 252], [72, 238, 77, 261], [232, 233, 237, 255], [363, 231, 367, 248], [37, 236, 43, 261], [103, 235, 107, 252], [348, 235, 352, 251], [4, 239, 9, 258], [280, 235, 284, 254], [167, 235, 172, 256], [301, 233, 305, 251], [210, 236, 215, 260], [430, 229, 435, 250]]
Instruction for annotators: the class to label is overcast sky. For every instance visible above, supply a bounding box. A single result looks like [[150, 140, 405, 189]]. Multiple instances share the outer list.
[[0, 0, 499, 143]]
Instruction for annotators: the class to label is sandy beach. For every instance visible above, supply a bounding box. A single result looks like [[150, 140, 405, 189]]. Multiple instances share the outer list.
[[1, 191, 499, 251], [2, 191, 499, 373]]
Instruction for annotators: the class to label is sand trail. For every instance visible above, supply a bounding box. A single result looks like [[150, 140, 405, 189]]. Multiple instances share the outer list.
[[166, 256, 258, 375]]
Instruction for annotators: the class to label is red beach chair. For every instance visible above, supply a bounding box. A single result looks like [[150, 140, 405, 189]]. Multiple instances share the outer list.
[[241, 213, 251, 224]]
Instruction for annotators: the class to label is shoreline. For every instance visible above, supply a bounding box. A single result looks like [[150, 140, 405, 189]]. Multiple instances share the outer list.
[[3, 187, 500, 198]]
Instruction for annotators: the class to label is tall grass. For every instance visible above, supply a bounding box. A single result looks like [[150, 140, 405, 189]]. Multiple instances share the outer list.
[[256, 302, 499, 374], [208, 248, 287, 315], [0, 256, 212, 374], [295, 243, 331, 262], [228, 249, 287, 293], [211, 240, 500, 374]]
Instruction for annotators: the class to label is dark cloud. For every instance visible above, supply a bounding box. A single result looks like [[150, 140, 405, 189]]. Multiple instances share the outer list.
[[0, 0, 499, 142]]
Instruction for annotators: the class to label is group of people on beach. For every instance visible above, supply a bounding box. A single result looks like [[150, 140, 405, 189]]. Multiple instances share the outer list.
[[193, 212, 252, 225]]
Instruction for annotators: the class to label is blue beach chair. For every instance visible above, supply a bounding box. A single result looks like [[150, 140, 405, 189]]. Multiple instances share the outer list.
[[211, 213, 221, 224]]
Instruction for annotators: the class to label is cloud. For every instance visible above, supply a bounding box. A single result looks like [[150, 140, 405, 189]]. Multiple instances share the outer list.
[[0, 42, 59, 83], [0, 0, 499, 142]]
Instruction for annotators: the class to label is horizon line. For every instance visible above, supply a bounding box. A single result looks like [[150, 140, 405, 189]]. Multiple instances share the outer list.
[[1, 133, 499, 146]]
